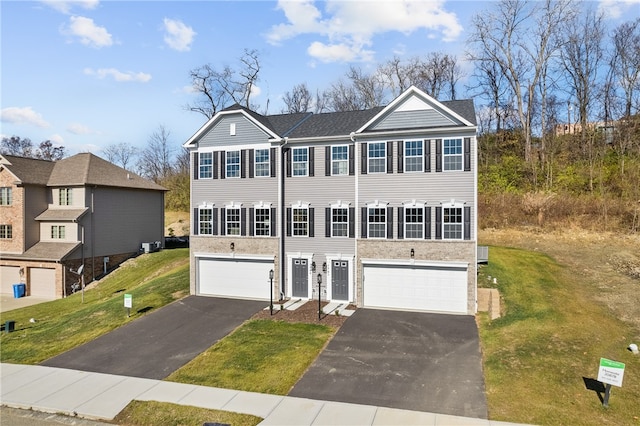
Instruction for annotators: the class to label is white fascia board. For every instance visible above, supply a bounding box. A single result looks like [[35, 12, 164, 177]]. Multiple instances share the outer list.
[[274, 134, 352, 144], [184, 109, 280, 148], [356, 126, 477, 140], [194, 252, 275, 262], [361, 258, 469, 269]]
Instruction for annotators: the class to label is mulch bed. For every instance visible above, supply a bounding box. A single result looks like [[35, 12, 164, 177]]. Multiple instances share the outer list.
[[251, 300, 354, 328]]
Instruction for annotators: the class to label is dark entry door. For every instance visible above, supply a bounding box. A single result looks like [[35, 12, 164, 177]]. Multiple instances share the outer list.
[[332, 260, 349, 300], [292, 258, 308, 297]]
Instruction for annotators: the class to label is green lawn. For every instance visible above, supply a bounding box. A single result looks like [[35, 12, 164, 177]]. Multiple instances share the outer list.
[[0, 249, 189, 364], [166, 319, 336, 395], [112, 401, 262, 426], [478, 246, 640, 426]]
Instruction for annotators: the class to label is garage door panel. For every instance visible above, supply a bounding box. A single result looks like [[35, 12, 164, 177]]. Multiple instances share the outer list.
[[363, 264, 467, 314], [30, 268, 56, 299], [1, 266, 21, 294], [198, 258, 273, 300]]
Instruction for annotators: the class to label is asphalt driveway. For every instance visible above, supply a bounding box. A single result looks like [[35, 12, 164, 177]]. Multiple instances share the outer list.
[[42, 296, 265, 380], [289, 309, 488, 419]]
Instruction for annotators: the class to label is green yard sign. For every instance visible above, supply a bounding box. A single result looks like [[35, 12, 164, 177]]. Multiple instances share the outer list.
[[597, 357, 625, 408], [124, 293, 132, 317]]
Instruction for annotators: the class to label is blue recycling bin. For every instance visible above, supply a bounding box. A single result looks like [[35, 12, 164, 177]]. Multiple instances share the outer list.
[[13, 283, 26, 298]]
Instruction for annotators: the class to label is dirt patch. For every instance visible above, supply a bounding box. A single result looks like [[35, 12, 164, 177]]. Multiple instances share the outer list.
[[479, 228, 640, 335], [251, 300, 352, 329]]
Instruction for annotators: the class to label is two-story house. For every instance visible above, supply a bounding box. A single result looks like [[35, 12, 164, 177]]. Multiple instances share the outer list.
[[184, 86, 478, 314], [0, 153, 166, 299]]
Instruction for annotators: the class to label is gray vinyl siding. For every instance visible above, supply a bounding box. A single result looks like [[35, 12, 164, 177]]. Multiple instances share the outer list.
[[371, 109, 458, 131], [199, 115, 272, 148], [24, 185, 49, 251]]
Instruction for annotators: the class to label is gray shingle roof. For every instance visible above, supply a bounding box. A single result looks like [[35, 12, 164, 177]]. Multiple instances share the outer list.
[[35, 208, 89, 221], [286, 107, 385, 138], [1, 155, 56, 185], [442, 99, 477, 125], [1, 242, 81, 261]]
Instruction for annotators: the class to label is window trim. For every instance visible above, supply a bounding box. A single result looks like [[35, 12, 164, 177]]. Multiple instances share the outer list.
[[0, 224, 12, 239], [198, 152, 213, 179], [292, 147, 309, 177], [59, 188, 72, 206], [292, 205, 309, 237], [0, 187, 12, 206], [330, 202, 349, 238], [404, 140, 424, 173], [254, 148, 270, 178], [366, 201, 388, 239], [367, 142, 386, 174], [226, 150, 241, 178], [441, 201, 464, 240], [403, 201, 425, 239], [253, 206, 271, 236], [51, 225, 66, 239], [443, 138, 463, 171], [198, 205, 214, 235], [331, 145, 349, 176]]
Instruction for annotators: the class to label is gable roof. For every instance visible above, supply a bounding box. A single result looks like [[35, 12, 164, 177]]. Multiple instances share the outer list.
[[47, 153, 166, 191], [0, 155, 56, 185]]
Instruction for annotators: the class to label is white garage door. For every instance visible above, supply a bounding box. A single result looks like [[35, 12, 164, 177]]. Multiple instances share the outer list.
[[1, 266, 21, 294], [363, 262, 468, 314], [30, 267, 57, 299], [197, 256, 274, 300]]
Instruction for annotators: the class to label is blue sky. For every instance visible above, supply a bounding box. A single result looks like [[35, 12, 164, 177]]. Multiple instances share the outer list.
[[2, 0, 639, 156]]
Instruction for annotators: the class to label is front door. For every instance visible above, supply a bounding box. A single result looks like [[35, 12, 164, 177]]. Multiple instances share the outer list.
[[331, 260, 349, 301], [292, 258, 308, 298]]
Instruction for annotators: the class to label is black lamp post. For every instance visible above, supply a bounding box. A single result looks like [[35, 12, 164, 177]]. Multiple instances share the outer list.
[[269, 269, 274, 315], [317, 273, 322, 320]]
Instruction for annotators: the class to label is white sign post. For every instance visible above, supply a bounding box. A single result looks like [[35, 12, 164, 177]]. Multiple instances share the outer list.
[[124, 293, 132, 317], [597, 358, 625, 407]]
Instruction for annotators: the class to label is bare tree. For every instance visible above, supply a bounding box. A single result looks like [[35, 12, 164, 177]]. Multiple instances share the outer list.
[[1, 136, 34, 157], [137, 125, 175, 183], [35, 140, 65, 161], [102, 142, 138, 170], [322, 79, 366, 112], [282, 83, 312, 113], [611, 18, 640, 118], [346, 66, 387, 109], [186, 49, 262, 119]]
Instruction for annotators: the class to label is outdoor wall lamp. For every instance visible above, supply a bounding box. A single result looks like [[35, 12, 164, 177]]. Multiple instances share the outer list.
[[411, 248, 415, 258], [230, 242, 235, 252], [322, 262, 327, 273], [311, 261, 316, 272]]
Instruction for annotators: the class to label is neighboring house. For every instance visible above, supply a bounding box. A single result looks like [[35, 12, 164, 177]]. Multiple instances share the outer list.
[[0, 153, 166, 299], [184, 86, 478, 315]]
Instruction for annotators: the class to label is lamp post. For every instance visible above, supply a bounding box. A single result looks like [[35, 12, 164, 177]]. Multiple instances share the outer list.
[[317, 273, 322, 320], [269, 269, 274, 315]]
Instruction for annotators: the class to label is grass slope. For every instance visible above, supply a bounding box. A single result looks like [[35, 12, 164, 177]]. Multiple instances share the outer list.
[[0, 249, 189, 364], [479, 246, 640, 425], [112, 401, 262, 426]]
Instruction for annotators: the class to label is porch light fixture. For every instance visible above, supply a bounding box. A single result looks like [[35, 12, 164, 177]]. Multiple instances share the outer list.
[[230, 242, 235, 252], [317, 273, 322, 320], [411, 248, 415, 258], [312, 261, 316, 272], [322, 262, 327, 273]]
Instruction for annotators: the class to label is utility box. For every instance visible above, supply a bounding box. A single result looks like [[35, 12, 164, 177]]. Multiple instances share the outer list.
[[5, 320, 15, 333]]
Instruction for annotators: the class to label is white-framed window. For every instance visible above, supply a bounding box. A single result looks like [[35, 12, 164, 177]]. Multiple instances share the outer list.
[[0, 187, 12, 206], [226, 207, 241, 235], [51, 225, 65, 239], [368, 207, 386, 238], [443, 138, 463, 171], [255, 149, 270, 177], [226, 150, 240, 178], [293, 147, 308, 176], [404, 204, 424, 239], [0, 224, 12, 239], [292, 207, 308, 236], [254, 207, 270, 236], [332, 145, 348, 175], [443, 207, 463, 239], [404, 140, 423, 172], [332, 207, 348, 237], [199, 207, 213, 235], [199, 152, 213, 179], [368, 142, 386, 173], [59, 188, 72, 206]]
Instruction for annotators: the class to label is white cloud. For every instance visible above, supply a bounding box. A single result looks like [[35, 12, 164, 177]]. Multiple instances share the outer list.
[[41, 0, 99, 14], [0, 107, 50, 128], [84, 68, 152, 82], [267, 0, 463, 63], [67, 123, 92, 135], [64, 16, 113, 48], [598, 0, 640, 19], [163, 18, 196, 52], [50, 134, 65, 144]]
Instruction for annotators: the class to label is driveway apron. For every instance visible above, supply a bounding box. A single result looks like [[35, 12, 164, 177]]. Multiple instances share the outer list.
[[289, 309, 488, 419], [42, 296, 265, 380]]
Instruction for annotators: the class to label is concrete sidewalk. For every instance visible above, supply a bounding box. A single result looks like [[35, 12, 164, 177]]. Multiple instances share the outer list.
[[1, 363, 527, 426]]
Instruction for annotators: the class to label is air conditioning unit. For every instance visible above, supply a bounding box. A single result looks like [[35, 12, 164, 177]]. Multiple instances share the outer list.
[[141, 241, 162, 253]]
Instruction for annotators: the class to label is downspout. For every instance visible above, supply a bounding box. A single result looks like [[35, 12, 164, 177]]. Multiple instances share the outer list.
[[279, 137, 289, 300], [350, 132, 359, 305], [91, 187, 95, 281]]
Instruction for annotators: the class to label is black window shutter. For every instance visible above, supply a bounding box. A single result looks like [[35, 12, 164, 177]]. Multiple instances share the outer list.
[[361, 207, 368, 238], [464, 137, 471, 171], [309, 147, 315, 177], [241, 208, 247, 236], [425, 140, 431, 172], [325, 146, 331, 176], [397, 141, 404, 173], [435, 139, 442, 172], [286, 148, 292, 177], [193, 153, 199, 180], [425, 206, 431, 239], [397, 207, 404, 239], [241, 150, 246, 178], [464, 206, 471, 240], [212, 208, 218, 235], [249, 149, 255, 178], [309, 208, 314, 237], [349, 207, 355, 238], [220, 208, 226, 236], [387, 206, 393, 239], [286, 208, 292, 236], [435, 207, 442, 239], [348, 144, 355, 175], [270, 148, 276, 177], [325, 207, 331, 237], [220, 151, 226, 179], [270, 207, 277, 236], [193, 208, 199, 235], [386, 141, 393, 173], [361, 143, 367, 174]]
